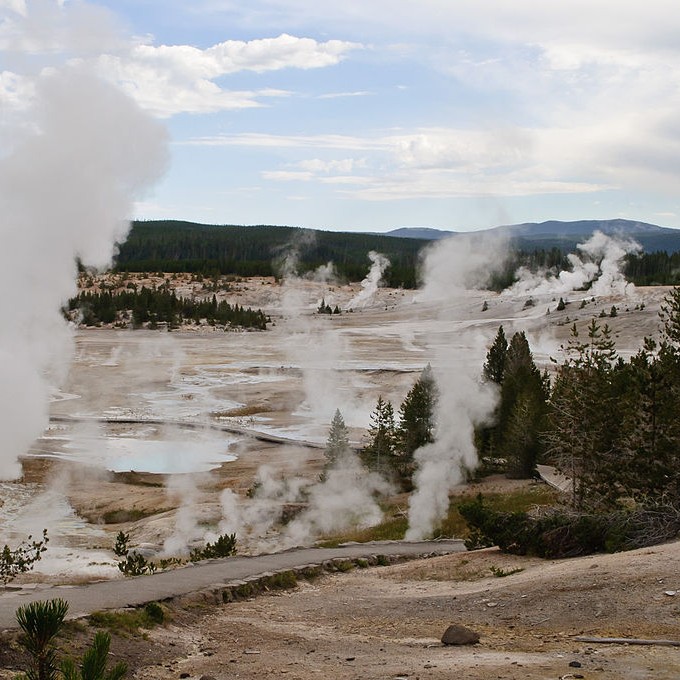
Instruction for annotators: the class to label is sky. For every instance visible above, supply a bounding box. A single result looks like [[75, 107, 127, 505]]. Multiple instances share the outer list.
[[2, 0, 680, 233]]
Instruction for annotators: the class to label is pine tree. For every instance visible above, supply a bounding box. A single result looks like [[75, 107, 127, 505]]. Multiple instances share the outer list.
[[497, 331, 549, 478], [396, 365, 437, 485], [325, 409, 350, 467], [482, 325, 508, 385], [545, 320, 619, 509], [362, 396, 397, 472]]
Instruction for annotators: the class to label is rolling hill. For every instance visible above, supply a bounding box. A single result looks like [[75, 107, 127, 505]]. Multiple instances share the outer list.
[[386, 219, 680, 253]]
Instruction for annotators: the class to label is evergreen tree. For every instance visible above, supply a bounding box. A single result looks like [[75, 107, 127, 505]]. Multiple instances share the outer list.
[[395, 365, 437, 485], [362, 396, 397, 472], [482, 325, 508, 385], [325, 409, 350, 467], [496, 331, 549, 478], [546, 320, 620, 509]]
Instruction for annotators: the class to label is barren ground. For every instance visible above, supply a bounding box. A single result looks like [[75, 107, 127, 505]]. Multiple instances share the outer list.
[[134, 541, 680, 680], [2, 276, 679, 678], [3, 539, 679, 679]]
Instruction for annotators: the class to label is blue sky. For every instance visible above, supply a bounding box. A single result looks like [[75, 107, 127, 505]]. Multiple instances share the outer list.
[[3, 0, 680, 232]]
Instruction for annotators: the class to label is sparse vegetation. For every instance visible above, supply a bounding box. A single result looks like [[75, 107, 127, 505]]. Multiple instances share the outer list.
[[15, 599, 128, 680], [189, 533, 237, 562], [114, 531, 237, 575], [1, 530, 49, 586], [87, 605, 165, 636], [489, 564, 524, 577]]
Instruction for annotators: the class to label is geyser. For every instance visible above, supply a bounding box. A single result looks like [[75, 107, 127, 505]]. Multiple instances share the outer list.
[[0, 42, 167, 479], [406, 234, 506, 539]]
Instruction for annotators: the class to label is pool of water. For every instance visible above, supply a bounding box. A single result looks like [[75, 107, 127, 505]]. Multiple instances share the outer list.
[[30, 422, 240, 474]]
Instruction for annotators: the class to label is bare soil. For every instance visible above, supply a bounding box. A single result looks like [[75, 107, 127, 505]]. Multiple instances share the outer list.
[[138, 541, 680, 680], [3, 541, 677, 680]]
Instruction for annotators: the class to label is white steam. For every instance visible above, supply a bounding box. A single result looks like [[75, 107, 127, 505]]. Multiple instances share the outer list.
[[217, 449, 391, 553], [283, 450, 391, 547], [405, 235, 504, 540], [507, 230, 640, 298], [0, 38, 167, 478], [346, 251, 390, 310], [417, 232, 509, 301], [405, 366, 496, 540]]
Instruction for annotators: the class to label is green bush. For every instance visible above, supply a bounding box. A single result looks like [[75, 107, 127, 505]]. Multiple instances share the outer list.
[[1, 530, 49, 586], [189, 533, 237, 562], [459, 494, 680, 559], [143, 602, 164, 625]]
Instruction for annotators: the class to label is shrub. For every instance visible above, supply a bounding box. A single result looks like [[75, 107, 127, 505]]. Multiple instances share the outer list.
[[1, 530, 49, 586], [459, 494, 680, 559], [189, 533, 237, 562], [143, 602, 164, 625], [117, 552, 156, 577]]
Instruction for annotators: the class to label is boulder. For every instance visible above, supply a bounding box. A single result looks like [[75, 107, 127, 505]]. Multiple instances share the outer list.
[[441, 624, 480, 646]]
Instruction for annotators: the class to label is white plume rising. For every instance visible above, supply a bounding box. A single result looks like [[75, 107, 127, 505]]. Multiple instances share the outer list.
[[506, 230, 641, 298], [0, 67, 167, 480], [346, 250, 390, 310], [405, 234, 504, 540]]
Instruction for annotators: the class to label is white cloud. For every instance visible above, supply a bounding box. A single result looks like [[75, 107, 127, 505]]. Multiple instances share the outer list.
[[296, 158, 364, 173], [318, 90, 371, 99], [185, 131, 386, 150], [2, 2, 362, 118], [89, 34, 359, 116], [0, 0, 26, 15]]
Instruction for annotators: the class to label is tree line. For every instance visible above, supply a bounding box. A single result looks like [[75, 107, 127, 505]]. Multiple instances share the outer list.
[[115, 221, 423, 288], [67, 288, 269, 330], [113, 221, 680, 290]]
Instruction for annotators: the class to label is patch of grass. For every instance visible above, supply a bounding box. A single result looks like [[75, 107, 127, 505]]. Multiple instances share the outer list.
[[299, 565, 323, 580], [101, 508, 157, 524], [437, 485, 559, 540], [489, 565, 525, 578], [318, 515, 408, 547], [266, 570, 297, 589], [333, 560, 354, 573], [88, 603, 166, 636]]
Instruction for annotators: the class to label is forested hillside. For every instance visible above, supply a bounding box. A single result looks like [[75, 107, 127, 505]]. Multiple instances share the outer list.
[[115, 221, 425, 288], [114, 220, 680, 289]]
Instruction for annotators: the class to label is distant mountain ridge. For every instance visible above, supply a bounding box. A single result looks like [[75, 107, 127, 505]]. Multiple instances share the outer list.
[[385, 219, 680, 253]]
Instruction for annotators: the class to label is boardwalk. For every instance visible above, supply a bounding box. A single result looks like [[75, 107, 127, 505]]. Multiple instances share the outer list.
[[0, 539, 464, 630]]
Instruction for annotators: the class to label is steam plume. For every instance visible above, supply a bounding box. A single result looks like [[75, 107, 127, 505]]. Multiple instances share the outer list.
[[507, 230, 640, 298], [0, 13, 167, 480], [346, 251, 390, 310], [405, 235, 504, 539], [217, 448, 391, 553]]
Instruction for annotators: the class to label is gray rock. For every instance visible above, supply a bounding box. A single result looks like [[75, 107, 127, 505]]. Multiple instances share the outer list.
[[441, 624, 480, 646]]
